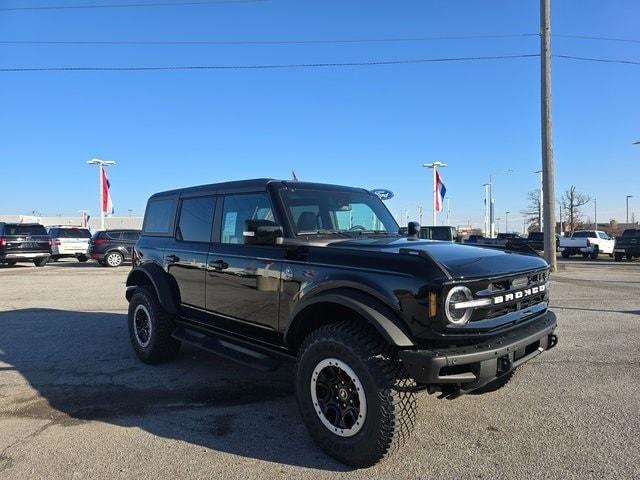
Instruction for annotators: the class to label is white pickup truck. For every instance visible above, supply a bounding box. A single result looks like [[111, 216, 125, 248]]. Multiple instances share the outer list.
[[559, 230, 615, 259]]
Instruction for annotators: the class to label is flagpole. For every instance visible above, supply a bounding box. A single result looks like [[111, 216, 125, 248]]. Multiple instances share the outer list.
[[423, 161, 447, 226], [87, 158, 116, 231], [99, 166, 104, 230]]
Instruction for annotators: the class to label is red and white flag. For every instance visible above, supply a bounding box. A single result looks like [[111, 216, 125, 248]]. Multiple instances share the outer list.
[[435, 170, 447, 212], [101, 166, 114, 215]]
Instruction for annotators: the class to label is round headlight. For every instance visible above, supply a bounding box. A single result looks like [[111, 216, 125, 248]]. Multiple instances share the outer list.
[[445, 286, 473, 325]]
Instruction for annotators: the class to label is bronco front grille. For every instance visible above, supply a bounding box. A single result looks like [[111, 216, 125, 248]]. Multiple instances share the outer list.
[[467, 270, 549, 322]]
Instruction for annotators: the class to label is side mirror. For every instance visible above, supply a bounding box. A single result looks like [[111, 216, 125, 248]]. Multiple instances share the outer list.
[[407, 221, 420, 239], [243, 219, 283, 246]]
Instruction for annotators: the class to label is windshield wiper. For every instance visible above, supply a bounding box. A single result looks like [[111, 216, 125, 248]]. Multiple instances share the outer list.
[[297, 229, 350, 236]]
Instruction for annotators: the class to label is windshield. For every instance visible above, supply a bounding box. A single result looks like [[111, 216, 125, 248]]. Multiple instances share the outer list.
[[3, 224, 48, 236], [281, 188, 399, 236]]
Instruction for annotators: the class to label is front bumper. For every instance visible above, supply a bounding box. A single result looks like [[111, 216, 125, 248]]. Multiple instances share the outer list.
[[399, 311, 557, 393]]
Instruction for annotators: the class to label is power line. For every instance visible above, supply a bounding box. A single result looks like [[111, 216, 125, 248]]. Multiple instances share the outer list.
[[554, 34, 640, 45], [555, 54, 640, 66], [0, 33, 538, 46], [0, 0, 265, 12], [0, 53, 539, 72], [2, 33, 639, 47]]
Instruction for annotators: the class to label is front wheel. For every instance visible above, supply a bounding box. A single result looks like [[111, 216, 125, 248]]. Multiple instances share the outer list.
[[590, 246, 599, 260], [615, 253, 624, 262], [77, 254, 88, 263], [104, 251, 124, 267], [561, 250, 570, 258], [296, 321, 417, 468], [34, 257, 48, 267]]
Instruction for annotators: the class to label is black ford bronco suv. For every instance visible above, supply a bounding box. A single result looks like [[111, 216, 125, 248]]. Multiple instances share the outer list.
[[125, 179, 558, 467]]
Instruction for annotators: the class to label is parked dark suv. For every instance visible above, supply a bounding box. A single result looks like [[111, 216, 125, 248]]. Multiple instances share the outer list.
[[89, 229, 141, 267], [125, 179, 558, 467], [0, 222, 51, 267]]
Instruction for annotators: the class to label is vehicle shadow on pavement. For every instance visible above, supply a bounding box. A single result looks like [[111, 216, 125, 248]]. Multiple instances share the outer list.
[[0, 308, 349, 472]]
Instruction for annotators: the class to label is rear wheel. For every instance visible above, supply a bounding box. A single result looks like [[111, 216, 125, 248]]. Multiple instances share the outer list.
[[590, 246, 599, 260], [561, 250, 570, 258], [77, 254, 88, 263], [128, 286, 180, 364], [582, 253, 589, 259], [33, 257, 48, 267], [296, 321, 417, 468], [105, 251, 124, 267], [5, 260, 17, 267], [615, 253, 624, 262]]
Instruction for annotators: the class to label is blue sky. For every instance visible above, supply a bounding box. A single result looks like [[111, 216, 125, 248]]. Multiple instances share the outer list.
[[0, 0, 638, 229]]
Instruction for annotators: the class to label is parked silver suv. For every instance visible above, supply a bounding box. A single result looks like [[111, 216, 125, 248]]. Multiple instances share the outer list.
[[47, 226, 91, 262]]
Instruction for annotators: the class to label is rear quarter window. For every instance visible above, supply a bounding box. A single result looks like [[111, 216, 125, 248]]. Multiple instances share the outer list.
[[143, 197, 176, 235]]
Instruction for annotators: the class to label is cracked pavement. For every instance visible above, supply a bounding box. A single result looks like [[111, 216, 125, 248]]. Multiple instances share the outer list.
[[0, 258, 639, 479]]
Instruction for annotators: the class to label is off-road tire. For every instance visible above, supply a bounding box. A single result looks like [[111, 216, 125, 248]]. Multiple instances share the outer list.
[[33, 257, 48, 267], [128, 286, 180, 364], [104, 251, 124, 267], [296, 321, 417, 468]]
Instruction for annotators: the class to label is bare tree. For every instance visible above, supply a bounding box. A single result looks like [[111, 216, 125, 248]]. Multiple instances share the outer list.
[[520, 189, 541, 232], [561, 186, 591, 233]]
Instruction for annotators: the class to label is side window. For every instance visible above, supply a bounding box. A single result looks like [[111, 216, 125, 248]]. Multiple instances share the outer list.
[[220, 193, 274, 244], [177, 196, 216, 243], [107, 231, 123, 240], [143, 198, 175, 235], [122, 231, 140, 241]]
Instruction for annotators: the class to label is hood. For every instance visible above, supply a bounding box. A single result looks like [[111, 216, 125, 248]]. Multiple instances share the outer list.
[[331, 236, 548, 279]]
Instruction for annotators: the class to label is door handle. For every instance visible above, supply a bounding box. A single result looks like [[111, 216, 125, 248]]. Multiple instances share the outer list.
[[208, 259, 228, 271], [166, 254, 179, 263]]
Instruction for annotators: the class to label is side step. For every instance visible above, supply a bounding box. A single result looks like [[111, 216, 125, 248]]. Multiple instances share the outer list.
[[172, 327, 282, 372]]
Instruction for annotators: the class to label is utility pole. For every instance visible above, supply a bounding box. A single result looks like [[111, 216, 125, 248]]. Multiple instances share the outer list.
[[423, 161, 447, 226], [86, 158, 116, 231], [593, 198, 597, 229], [540, 0, 557, 270], [505, 211, 510, 233], [627, 195, 634, 224]]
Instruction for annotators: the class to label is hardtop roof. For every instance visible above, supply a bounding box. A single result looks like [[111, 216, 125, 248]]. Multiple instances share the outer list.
[[149, 178, 372, 199]]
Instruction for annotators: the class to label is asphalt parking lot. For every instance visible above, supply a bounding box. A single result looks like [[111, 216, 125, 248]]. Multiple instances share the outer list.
[[1, 259, 639, 479]]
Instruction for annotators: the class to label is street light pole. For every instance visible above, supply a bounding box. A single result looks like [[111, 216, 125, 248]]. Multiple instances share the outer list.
[[86, 158, 116, 231], [505, 211, 510, 233], [627, 195, 634, 224], [482, 183, 490, 236], [594, 198, 597, 229], [423, 162, 447, 226], [540, 0, 557, 271]]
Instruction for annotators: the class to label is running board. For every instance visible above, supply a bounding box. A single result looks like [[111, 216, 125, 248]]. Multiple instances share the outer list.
[[172, 327, 282, 372]]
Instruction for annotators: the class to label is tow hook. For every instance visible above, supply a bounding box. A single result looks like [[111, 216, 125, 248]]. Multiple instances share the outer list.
[[547, 334, 558, 350], [498, 355, 512, 374]]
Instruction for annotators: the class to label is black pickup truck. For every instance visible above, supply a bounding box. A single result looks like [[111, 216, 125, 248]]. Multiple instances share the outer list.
[[0, 222, 51, 267], [614, 229, 640, 261], [124, 179, 558, 467]]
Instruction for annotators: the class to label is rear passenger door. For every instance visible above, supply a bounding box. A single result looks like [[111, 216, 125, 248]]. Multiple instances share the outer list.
[[166, 195, 216, 310], [205, 193, 283, 340]]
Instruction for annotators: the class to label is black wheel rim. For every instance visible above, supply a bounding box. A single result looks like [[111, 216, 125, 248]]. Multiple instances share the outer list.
[[133, 305, 152, 347], [310, 358, 366, 437]]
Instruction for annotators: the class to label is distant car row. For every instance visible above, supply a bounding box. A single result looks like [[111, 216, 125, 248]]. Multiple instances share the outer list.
[[0, 222, 140, 267]]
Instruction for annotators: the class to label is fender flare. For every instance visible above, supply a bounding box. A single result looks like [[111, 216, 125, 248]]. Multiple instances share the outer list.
[[285, 288, 415, 348], [125, 263, 179, 315]]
